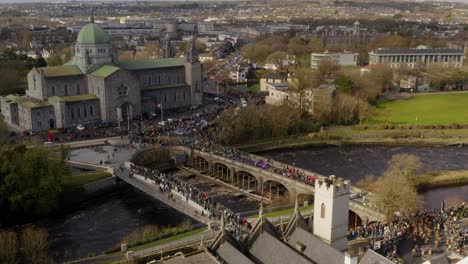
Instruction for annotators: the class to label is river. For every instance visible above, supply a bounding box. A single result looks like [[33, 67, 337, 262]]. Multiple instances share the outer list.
[[261, 145, 468, 209], [41, 186, 195, 263]]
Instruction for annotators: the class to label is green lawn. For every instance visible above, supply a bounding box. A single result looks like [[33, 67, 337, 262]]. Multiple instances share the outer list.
[[62, 171, 112, 187], [126, 228, 207, 252], [367, 93, 468, 125], [248, 204, 313, 219]]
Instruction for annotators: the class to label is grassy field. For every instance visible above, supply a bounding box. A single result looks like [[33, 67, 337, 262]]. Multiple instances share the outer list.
[[62, 171, 112, 187], [367, 93, 468, 125]]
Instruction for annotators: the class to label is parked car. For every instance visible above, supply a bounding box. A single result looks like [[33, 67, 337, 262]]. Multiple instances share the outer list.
[[43, 141, 55, 146], [66, 133, 77, 140], [77, 125, 85, 131], [21, 131, 30, 137], [29, 130, 37, 136]]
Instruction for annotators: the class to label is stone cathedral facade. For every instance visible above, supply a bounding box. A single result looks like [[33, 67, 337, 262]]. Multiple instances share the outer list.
[[0, 19, 203, 132]]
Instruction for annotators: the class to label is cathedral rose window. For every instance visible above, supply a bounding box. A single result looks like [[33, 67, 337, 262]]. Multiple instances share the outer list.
[[117, 83, 128, 97]]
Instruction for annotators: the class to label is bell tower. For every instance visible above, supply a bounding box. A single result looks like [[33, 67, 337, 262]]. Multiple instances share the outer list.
[[313, 175, 350, 251]]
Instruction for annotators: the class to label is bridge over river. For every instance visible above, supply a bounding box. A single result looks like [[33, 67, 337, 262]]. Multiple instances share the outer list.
[[169, 146, 385, 223]]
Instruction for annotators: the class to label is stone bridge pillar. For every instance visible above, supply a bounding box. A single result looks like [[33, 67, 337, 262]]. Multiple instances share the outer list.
[[207, 160, 213, 176], [230, 167, 235, 184], [288, 187, 297, 204], [256, 176, 263, 195]]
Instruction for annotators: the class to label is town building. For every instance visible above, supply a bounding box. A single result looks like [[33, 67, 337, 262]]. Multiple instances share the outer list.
[[368, 47, 464, 68], [0, 17, 203, 132], [311, 51, 359, 69], [316, 21, 377, 50], [259, 73, 288, 92], [265, 80, 336, 115]]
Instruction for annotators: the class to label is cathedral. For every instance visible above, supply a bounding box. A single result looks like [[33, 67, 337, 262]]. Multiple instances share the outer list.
[[0, 17, 203, 132]]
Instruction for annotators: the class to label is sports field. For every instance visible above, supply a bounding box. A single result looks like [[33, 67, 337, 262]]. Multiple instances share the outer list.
[[367, 92, 468, 125]]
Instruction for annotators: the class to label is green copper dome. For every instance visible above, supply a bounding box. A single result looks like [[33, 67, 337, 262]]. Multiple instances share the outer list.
[[76, 23, 110, 45]]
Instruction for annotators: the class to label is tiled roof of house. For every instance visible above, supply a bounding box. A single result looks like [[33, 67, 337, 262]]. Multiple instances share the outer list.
[[120, 57, 186, 71]]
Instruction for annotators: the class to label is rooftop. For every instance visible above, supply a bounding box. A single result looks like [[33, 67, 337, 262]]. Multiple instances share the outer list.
[[4, 95, 50, 109], [371, 48, 463, 55], [49, 94, 98, 103], [77, 23, 110, 46], [120, 57, 186, 71], [38, 64, 83, 78], [91, 65, 120, 78], [141, 83, 188, 91]]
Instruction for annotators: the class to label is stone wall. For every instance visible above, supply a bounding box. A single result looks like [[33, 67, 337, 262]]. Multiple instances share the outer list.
[[42, 75, 87, 98], [63, 99, 101, 127], [103, 69, 141, 122]]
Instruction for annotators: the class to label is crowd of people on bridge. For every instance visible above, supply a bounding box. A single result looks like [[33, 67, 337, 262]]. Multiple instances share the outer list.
[[128, 164, 253, 238]]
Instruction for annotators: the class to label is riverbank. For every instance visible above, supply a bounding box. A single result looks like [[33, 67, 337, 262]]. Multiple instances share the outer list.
[[356, 170, 468, 193], [235, 127, 468, 153]]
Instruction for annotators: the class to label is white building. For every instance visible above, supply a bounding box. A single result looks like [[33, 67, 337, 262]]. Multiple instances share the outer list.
[[311, 51, 359, 69], [368, 47, 464, 68], [265, 82, 336, 115], [198, 22, 214, 34]]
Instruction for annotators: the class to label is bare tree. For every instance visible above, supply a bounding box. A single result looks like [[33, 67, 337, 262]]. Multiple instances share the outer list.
[[373, 154, 421, 220], [20, 226, 50, 264], [0, 230, 18, 264]]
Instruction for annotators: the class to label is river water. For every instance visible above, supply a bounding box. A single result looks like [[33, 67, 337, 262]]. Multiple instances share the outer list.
[[42, 186, 195, 262], [261, 145, 468, 209]]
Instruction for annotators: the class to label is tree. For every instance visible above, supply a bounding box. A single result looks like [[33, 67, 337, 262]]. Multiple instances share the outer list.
[[312, 58, 340, 87], [0, 230, 17, 264], [20, 226, 49, 264], [46, 53, 63, 66], [373, 154, 421, 220], [180, 40, 207, 54], [334, 75, 354, 93], [289, 67, 314, 113], [0, 146, 66, 225]]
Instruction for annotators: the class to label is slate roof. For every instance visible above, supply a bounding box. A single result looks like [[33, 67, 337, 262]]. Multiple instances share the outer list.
[[38, 64, 83, 77], [360, 249, 395, 264], [216, 240, 254, 264], [371, 48, 463, 55], [163, 250, 218, 264], [250, 231, 314, 264], [424, 254, 450, 264], [120, 57, 186, 71], [286, 226, 344, 264], [91, 65, 120, 78]]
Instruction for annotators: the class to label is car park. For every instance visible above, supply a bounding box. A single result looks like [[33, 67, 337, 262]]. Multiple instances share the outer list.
[[77, 125, 85, 131]]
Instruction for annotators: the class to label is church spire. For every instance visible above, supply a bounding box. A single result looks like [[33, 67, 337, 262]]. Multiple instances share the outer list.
[[187, 31, 198, 62], [90, 7, 95, 23]]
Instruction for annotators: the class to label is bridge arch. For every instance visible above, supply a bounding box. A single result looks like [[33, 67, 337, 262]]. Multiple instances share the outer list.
[[213, 162, 231, 183], [193, 156, 209, 173], [297, 192, 314, 205], [349, 209, 364, 229], [234, 171, 258, 193], [262, 180, 290, 202]]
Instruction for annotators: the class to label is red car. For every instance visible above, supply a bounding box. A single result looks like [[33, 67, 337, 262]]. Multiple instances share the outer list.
[[45, 133, 56, 142], [66, 133, 77, 140]]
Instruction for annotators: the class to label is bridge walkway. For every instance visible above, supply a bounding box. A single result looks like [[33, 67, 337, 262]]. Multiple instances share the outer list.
[[114, 168, 212, 225]]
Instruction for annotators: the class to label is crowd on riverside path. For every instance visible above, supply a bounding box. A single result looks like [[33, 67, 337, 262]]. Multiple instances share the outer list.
[[128, 164, 253, 238], [347, 203, 468, 263]]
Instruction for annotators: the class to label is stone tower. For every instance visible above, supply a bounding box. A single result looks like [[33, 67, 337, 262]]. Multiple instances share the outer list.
[[185, 33, 202, 105], [353, 21, 361, 36], [313, 175, 350, 251]]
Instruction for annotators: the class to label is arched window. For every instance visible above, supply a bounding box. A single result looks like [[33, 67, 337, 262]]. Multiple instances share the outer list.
[[321, 203, 325, 219], [90, 106, 93, 116]]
